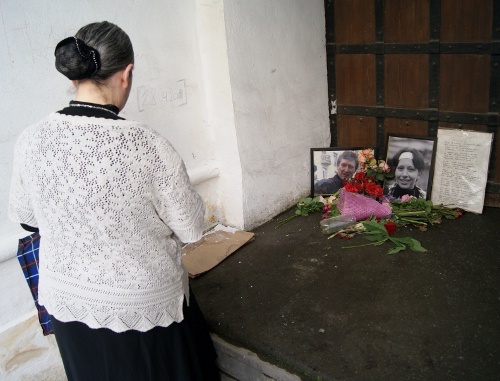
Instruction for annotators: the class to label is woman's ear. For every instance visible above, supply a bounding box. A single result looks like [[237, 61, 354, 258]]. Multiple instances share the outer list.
[[121, 63, 134, 89]]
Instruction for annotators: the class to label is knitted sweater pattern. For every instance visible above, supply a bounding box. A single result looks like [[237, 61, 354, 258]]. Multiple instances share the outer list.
[[8, 113, 204, 332]]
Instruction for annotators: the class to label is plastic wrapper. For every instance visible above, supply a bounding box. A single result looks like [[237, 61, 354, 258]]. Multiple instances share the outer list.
[[337, 188, 392, 221], [319, 214, 356, 234]]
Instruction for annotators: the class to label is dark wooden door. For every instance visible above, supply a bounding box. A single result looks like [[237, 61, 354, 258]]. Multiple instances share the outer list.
[[325, 0, 500, 205]]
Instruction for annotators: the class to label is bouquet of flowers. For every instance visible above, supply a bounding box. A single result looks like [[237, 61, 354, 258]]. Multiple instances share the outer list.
[[358, 148, 392, 183], [344, 171, 384, 198], [342, 149, 393, 199], [337, 188, 391, 220], [387, 195, 463, 229]]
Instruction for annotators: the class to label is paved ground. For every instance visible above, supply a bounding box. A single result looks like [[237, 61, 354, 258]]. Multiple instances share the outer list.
[[191, 206, 500, 381]]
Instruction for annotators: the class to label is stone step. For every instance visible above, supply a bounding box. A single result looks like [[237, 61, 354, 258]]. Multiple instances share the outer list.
[[212, 334, 301, 381]]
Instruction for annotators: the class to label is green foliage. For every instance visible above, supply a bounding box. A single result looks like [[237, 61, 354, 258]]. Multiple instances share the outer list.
[[275, 191, 460, 257], [295, 196, 324, 216], [276, 196, 324, 228], [366, 165, 394, 182], [390, 198, 462, 227], [342, 220, 427, 255]]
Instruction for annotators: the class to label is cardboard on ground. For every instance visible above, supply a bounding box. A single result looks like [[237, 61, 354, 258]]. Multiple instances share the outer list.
[[182, 225, 255, 278]]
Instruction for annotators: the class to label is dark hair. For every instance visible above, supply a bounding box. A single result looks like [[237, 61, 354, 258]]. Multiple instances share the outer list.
[[392, 147, 425, 171], [337, 150, 359, 170], [55, 21, 134, 83]]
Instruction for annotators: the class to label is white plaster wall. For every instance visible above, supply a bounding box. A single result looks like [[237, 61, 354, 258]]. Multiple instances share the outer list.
[[224, 0, 330, 229], [194, 0, 245, 229]]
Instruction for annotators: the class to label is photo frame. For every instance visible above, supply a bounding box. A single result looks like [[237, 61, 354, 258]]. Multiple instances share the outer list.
[[311, 147, 374, 196], [384, 135, 437, 200]]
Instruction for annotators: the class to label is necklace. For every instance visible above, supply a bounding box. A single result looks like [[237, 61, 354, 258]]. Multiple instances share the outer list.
[[70, 102, 118, 116]]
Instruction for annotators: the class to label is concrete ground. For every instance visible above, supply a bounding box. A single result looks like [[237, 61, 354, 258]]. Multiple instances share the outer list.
[[191, 206, 500, 381]]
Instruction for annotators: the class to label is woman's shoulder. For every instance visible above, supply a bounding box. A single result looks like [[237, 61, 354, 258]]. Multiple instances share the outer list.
[[416, 186, 427, 199], [387, 182, 397, 191], [21, 113, 177, 155], [48, 113, 163, 139]]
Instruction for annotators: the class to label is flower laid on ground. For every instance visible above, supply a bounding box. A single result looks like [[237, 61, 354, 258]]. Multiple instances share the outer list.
[[327, 222, 366, 239], [389, 196, 463, 230], [275, 147, 463, 254], [319, 194, 340, 220], [276, 192, 462, 254], [384, 220, 397, 235], [341, 220, 427, 255], [275, 196, 324, 228]]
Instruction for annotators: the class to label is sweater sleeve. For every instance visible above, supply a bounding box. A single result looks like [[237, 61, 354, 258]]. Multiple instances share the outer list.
[[152, 137, 205, 243], [8, 134, 38, 228]]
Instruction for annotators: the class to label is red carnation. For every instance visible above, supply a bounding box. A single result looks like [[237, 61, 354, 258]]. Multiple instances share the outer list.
[[353, 172, 365, 181], [384, 221, 397, 235], [364, 182, 383, 198], [345, 182, 361, 193]]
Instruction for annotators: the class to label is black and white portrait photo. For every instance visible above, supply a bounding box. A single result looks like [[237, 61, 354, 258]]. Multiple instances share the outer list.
[[384, 135, 437, 200]]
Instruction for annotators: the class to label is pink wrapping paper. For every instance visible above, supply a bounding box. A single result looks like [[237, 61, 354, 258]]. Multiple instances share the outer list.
[[337, 188, 392, 221]]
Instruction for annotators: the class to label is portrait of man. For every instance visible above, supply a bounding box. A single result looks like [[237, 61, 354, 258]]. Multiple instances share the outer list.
[[312, 149, 360, 195]]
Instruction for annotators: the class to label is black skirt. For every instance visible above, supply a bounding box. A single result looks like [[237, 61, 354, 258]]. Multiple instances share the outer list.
[[51, 291, 220, 381]]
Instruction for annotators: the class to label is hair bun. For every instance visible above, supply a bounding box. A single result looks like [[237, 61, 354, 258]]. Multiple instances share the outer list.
[[54, 37, 100, 80]]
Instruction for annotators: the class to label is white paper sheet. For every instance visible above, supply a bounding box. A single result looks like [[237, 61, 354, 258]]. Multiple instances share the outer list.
[[431, 128, 493, 214]]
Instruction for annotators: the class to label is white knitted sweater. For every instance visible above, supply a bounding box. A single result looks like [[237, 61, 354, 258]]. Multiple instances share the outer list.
[[8, 113, 205, 332]]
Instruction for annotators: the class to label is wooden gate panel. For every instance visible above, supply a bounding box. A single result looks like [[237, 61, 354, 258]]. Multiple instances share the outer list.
[[440, 54, 491, 113], [334, 0, 375, 44], [384, 0, 430, 43], [441, 0, 493, 42], [384, 118, 429, 138], [337, 115, 377, 147], [336, 54, 376, 105], [385, 54, 429, 109]]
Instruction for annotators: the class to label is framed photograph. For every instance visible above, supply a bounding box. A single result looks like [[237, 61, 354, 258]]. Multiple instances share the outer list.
[[311, 147, 373, 196], [384, 135, 437, 200]]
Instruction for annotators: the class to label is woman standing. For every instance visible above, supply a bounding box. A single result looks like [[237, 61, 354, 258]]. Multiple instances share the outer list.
[[9, 21, 220, 381], [387, 147, 427, 199]]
